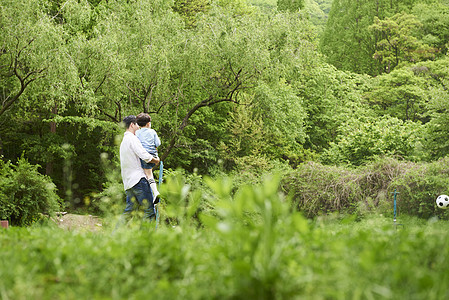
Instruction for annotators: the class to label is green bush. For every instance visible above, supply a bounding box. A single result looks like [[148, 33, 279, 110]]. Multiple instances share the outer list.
[[281, 157, 449, 219], [390, 157, 449, 218], [0, 157, 61, 226]]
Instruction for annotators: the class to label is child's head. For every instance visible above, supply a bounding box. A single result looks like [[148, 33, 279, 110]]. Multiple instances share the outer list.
[[136, 113, 151, 127]]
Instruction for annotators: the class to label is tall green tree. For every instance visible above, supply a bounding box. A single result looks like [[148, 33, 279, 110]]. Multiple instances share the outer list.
[[0, 0, 79, 174], [1, 0, 122, 203], [321, 0, 380, 75], [370, 13, 437, 73], [320, 0, 437, 75], [366, 67, 427, 121], [83, 2, 271, 171], [217, 11, 321, 168], [424, 79, 449, 159], [303, 0, 332, 34], [366, 56, 449, 124]]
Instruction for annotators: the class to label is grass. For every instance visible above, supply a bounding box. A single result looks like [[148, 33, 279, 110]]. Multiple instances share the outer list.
[[1, 214, 448, 299], [1, 174, 449, 299]]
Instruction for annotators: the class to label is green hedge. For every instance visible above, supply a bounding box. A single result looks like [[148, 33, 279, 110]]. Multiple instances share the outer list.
[[281, 157, 449, 219]]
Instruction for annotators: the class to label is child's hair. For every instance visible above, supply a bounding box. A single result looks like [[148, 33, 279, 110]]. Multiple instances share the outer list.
[[122, 115, 137, 129], [136, 113, 151, 127]]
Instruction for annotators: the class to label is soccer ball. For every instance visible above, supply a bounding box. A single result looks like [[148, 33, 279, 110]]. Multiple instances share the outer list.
[[436, 195, 449, 209]]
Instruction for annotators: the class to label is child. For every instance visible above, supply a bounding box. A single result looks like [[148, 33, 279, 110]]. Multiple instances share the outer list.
[[136, 113, 161, 203]]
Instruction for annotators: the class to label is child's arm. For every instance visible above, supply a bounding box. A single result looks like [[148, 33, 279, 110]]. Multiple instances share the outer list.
[[154, 131, 161, 148]]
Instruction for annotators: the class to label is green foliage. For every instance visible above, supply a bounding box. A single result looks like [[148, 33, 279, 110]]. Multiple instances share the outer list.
[[282, 157, 449, 218], [60, 0, 96, 35], [283, 161, 371, 217], [296, 64, 373, 151], [389, 157, 449, 218], [2, 177, 449, 298], [249, 0, 276, 11], [321, 116, 423, 166], [423, 82, 449, 158], [255, 80, 307, 146], [213, 0, 254, 15], [320, 0, 442, 75], [367, 67, 428, 121], [413, 2, 449, 56], [0, 157, 60, 226], [303, 0, 332, 34], [173, 0, 211, 27], [2, 0, 449, 213], [277, 0, 305, 12], [364, 57, 449, 152], [320, 0, 382, 75], [1, 115, 121, 208], [220, 80, 309, 166], [370, 13, 437, 73], [0, 0, 78, 117], [88, 152, 124, 217], [158, 170, 206, 227], [417, 58, 449, 159]]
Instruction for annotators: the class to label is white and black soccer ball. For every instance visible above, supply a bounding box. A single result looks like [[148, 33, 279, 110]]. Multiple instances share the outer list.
[[436, 195, 449, 209]]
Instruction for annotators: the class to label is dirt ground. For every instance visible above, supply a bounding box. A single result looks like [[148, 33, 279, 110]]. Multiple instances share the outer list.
[[54, 213, 103, 231]]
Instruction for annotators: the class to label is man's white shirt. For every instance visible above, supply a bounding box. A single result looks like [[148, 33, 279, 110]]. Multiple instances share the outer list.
[[120, 131, 154, 190]]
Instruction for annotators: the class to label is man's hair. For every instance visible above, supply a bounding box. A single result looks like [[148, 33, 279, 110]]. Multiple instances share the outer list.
[[122, 115, 137, 129], [136, 113, 151, 127]]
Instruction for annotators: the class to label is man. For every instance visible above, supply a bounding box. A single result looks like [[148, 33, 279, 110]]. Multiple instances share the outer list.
[[119, 115, 160, 223]]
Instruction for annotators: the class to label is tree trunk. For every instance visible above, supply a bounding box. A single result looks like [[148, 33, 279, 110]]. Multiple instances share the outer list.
[[0, 133, 3, 158], [46, 105, 58, 175]]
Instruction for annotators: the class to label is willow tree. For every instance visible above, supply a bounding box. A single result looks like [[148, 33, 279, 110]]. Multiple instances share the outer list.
[[1, 0, 125, 202], [0, 0, 77, 118], [158, 9, 277, 166], [0, 0, 78, 168]]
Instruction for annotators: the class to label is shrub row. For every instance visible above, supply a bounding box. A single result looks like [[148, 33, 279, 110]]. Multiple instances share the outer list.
[[281, 157, 449, 219]]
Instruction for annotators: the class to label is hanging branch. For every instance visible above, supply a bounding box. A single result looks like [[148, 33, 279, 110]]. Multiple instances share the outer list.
[[0, 38, 47, 117], [160, 67, 246, 161]]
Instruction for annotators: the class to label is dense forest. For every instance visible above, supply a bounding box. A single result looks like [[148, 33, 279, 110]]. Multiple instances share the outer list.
[[1, 0, 449, 221], [3, 1, 449, 298]]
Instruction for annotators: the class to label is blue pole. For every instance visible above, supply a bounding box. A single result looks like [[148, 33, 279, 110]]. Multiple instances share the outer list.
[[393, 189, 397, 223], [155, 161, 163, 229], [158, 161, 164, 186], [392, 189, 403, 228]]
